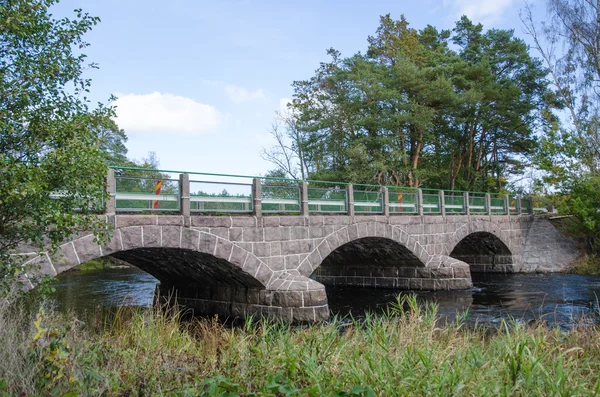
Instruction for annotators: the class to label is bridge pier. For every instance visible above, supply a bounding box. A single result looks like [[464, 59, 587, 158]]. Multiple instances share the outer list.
[[157, 280, 329, 322]]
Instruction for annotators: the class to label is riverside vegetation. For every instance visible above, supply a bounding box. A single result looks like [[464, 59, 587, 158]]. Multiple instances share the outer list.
[[1, 295, 600, 396]]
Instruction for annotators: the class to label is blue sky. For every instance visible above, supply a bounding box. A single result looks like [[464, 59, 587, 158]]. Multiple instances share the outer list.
[[54, 0, 546, 177]]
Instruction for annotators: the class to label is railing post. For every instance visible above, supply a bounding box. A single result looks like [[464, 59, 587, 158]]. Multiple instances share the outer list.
[[252, 178, 262, 217], [105, 168, 116, 215], [463, 192, 470, 215], [485, 193, 492, 216], [300, 181, 309, 216], [346, 184, 355, 216], [382, 187, 389, 216], [516, 197, 521, 214], [504, 194, 510, 216], [439, 190, 446, 217], [179, 173, 190, 227], [528, 195, 533, 215], [417, 189, 424, 216]]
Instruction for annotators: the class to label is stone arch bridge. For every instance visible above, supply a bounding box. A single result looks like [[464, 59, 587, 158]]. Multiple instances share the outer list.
[[17, 169, 577, 322]]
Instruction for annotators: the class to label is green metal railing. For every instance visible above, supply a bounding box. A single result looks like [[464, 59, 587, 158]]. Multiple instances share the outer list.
[[106, 166, 535, 216]]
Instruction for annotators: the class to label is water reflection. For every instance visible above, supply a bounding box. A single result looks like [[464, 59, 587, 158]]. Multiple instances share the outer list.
[[50, 268, 600, 328]]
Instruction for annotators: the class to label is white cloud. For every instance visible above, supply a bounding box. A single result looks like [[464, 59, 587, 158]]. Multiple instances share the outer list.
[[114, 92, 221, 135], [202, 80, 266, 103], [444, 0, 516, 24]]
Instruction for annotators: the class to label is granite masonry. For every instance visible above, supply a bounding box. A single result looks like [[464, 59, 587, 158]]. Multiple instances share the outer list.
[[18, 211, 578, 322]]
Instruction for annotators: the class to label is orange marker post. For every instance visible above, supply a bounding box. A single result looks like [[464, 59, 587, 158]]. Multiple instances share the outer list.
[[153, 180, 163, 209]]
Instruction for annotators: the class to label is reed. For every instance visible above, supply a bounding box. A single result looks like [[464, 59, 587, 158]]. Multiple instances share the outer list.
[[1, 295, 600, 396]]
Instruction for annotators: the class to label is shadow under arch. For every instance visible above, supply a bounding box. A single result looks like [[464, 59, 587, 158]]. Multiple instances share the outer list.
[[450, 231, 514, 273], [311, 237, 426, 289]]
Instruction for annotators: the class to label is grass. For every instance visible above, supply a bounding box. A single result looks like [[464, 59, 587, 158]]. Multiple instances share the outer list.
[[567, 254, 600, 276], [1, 295, 600, 396], [74, 257, 131, 272]]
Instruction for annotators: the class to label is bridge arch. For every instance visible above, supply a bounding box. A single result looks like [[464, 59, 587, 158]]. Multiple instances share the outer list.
[[449, 222, 514, 272], [448, 220, 513, 256], [297, 222, 429, 277], [33, 225, 274, 288]]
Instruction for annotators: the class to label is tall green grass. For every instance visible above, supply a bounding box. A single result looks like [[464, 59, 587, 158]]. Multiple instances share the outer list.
[[1, 295, 600, 396]]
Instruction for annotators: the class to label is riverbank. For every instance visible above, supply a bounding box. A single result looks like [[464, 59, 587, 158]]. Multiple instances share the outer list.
[[567, 254, 600, 276], [1, 296, 599, 396]]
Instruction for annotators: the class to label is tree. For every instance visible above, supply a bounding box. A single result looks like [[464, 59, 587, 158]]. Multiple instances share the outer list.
[[269, 15, 551, 192], [260, 111, 309, 180], [522, 0, 600, 182], [0, 0, 113, 295]]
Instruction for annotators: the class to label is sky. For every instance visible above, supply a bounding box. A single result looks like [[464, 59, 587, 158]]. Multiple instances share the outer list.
[[53, 0, 547, 177]]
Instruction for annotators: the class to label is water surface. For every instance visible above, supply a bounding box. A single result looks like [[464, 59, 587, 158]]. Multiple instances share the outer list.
[[50, 268, 600, 328]]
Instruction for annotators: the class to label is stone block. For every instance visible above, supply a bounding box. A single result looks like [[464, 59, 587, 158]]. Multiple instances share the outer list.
[[313, 305, 330, 321], [215, 238, 233, 261], [416, 268, 431, 279], [27, 255, 56, 277], [285, 254, 301, 270], [198, 233, 217, 255], [336, 228, 350, 245], [421, 279, 435, 290], [101, 231, 123, 256], [73, 234, 102, 264], [395, 278, 410, 289], [272, 291, 303, 308], [243, 228, 264, 242], [308, 226, 325, 239], [353, 215, 379, 223], [324, 216, 351, 225], [452, 266, 470, 279], [262, 216, 280, 227], [116, 215, 156, 228], [259, 290, 273, 306], [325, 234, 339, 251], [209, 228, 229, 239], [254, 263, 272, 285], [389, 216, 421, 225], [375, 277, 395, 288], [231, 216, 257, 227], [292, 307, 315, 322], [253, 242, 270, 257], [191, 216, 231, 228], [230, 245, 248, 268], [409, 278, 423, 290], [398, 267, 416, 278], [280, 216, 305, 226], [423, 216, 445, 224], [309, 216, 324, 226], [162, 226, 182, 248], [228, 228, 243, 241], [120, 226, 143, 251], [157, 215, 184, 226], [306, 249, 322, 270], [268, 256, 285, 271], [270, 241, 282, 256], [429, 267, 454, 278], [290, 227, 309, 240], [247, 289, 260, 305]]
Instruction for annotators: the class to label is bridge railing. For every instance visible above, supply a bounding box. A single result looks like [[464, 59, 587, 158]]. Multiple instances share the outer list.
[[105, 167, 534, 217]]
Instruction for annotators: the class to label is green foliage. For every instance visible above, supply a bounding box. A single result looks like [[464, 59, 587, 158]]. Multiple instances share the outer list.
[[559, 175, 600, 250], [275, 15, 551, 192], [0, 0, 115, 297]]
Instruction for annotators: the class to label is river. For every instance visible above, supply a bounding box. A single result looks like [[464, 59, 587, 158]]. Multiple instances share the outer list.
[[49, 268, 600, 328]]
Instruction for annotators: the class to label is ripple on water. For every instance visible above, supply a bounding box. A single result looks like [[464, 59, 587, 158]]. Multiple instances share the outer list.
[[50, 268, 600, 328]]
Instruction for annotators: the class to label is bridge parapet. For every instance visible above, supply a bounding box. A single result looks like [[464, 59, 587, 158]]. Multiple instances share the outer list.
[[106, 167, 532, 221]]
